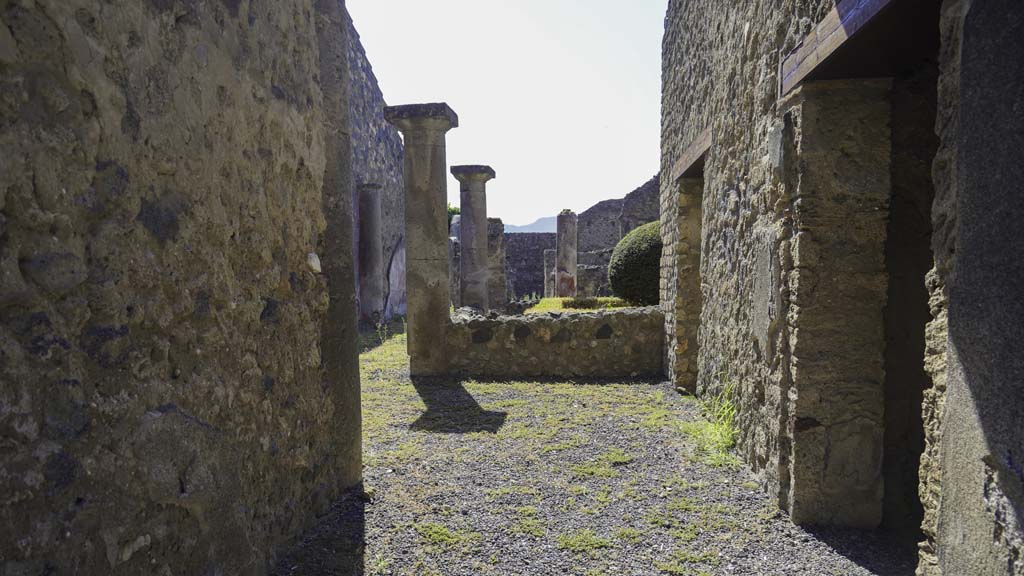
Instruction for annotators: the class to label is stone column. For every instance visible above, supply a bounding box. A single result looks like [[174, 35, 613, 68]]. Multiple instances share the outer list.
[[384, 103, 458, 376], [556, 210, 578, 297], [543, 249, 556, 298], [451, 165, 496, 311], [358, 183, 385, 324], [449, 237, 461, 308], [487, 218, 508, 311], [450, 214, 461, 241]]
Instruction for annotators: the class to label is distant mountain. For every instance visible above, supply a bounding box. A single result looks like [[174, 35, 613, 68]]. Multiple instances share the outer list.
[[505, 216, 557, 233]]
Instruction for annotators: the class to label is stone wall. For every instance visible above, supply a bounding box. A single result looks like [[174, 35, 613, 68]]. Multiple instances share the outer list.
[[927, 0, 1024, 573], [578, 199, 623, 253], [447, 308, 664, 378], [620, 174, 660, 237], [505, 232, 555, 300], [576, 176, 660, 298], [0, 1, 361, 573], [662, 0, 855, 520], [662, 0, 1023, 571], [578, 265, 611, 298], [347, 12, 405, 318]]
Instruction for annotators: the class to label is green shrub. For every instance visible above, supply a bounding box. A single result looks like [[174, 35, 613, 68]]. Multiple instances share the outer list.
[[608, 221, 662, 305]]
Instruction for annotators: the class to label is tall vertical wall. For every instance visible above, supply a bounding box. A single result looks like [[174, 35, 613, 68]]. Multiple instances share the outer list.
[[505, 232, 555, 299], [660, 0, 836, 508], [924, 0, 1024, 573], [0, 0, 361, 572], [662, 0, 1023, 572], [346, 11, 405, 318]]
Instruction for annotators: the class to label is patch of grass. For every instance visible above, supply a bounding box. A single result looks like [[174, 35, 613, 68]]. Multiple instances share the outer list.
[[667, 496, 697, 513], [679, 381, 740, 467], [646, 510, 682, 529], [568, 484, 589, 496], [413, 523, 479, 547], [486, 484, 540, 501], [614, 527, 644, 544], [655, 549, 719, 574], [556, 529, 613, 553], [572, 448, 635, 478], [508, 519, 545, 537], [603, 448, 634, 466], [670, 524, 700, 543], [384, 439, 423, 463], [524, 297, 630, 314], [572, 460, 618, 478], [541, 434, 588, 454]]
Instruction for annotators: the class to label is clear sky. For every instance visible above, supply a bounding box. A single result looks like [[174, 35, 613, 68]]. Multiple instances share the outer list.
[[347, 0, 667, 227]]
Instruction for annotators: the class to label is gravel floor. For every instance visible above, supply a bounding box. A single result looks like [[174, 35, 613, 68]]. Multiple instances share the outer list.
[[274, 334, 917, 576]]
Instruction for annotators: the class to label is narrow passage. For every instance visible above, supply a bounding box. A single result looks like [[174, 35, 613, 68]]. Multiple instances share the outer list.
[[275, 332, 914, 576]]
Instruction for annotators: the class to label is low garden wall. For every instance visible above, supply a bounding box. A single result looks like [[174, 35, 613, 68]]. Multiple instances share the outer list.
[[447, 308, 664, 378]]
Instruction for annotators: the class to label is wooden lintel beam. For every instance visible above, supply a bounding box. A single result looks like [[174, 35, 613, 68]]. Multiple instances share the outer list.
[[670, 128, 712, 183], [779, 0, 893, 95]]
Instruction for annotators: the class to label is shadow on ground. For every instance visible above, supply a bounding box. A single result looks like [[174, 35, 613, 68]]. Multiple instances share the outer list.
[[409, 376, 507, 434], [805, 525, 919, 576], [271, 485, 367, 576]]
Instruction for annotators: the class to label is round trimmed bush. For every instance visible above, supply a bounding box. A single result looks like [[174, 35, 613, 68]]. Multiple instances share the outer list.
[[608, 220, 662, 305]]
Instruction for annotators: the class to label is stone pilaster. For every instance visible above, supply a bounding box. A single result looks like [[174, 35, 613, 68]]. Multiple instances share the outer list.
[[556, 210, 578, 297], [358, 183, 385, 324], [543, 249, 556, 298], [782, 80, 891, 528], [673, 177, 703, 393], [384, 103, 458, 376], [451, 165, 496, 311]]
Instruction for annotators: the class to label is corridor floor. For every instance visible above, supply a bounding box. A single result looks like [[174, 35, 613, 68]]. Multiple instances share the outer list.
[[274, 334, 915, 576]]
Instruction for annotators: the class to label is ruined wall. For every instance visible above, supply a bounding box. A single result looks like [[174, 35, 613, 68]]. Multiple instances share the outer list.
[[0, 1, 361, 573], [619, 174, 660, 237], [346, 11, 405, 318], [576, 177, 660, 298], [578, 199, 623, 254], [505, 232, 555, 300], [447, 308, 663, 378]]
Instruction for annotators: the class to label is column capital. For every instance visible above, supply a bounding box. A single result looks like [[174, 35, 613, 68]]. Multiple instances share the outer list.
[[451, 165, 496, 183], [384, 103, 459, 133]]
